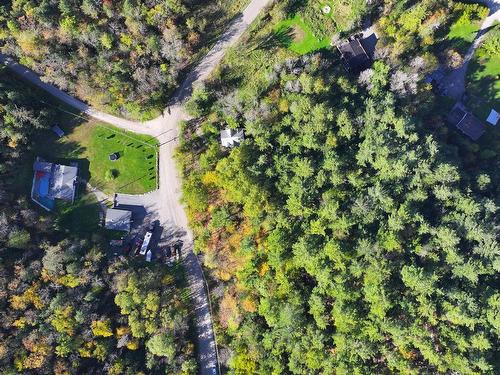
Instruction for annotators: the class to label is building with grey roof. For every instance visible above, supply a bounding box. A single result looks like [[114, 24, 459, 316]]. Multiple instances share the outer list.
[[447, 103, 485, 141], [32, 158, 78, 211], [49, 164, 78, 201], [105, 208, 132, 232], [337, 37, 371, 73]]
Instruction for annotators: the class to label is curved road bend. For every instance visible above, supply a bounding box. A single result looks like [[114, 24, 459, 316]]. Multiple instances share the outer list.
[[441, 0, 500, 100], [0, 0, 271, 373]]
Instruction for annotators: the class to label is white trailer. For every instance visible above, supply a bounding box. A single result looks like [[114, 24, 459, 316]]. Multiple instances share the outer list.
[[140, 231, 152, 255]]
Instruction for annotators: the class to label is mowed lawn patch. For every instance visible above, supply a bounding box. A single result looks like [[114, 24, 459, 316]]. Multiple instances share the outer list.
[[466, 27, 500, 119], [29, 120, 158, 195], [445, 3, 488, 55], [87, 124, 158, 194], [274, 14, 330, 54]]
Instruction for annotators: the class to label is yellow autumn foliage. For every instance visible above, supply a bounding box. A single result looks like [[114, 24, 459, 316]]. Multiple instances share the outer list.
[[23, 344, 51, 369], [78, 342, 94, 358], [57, 274, 81, 288], [241, 297, 257, 313], [202, 170, 218, 186], [10, 283, 44, 310], [91, 320, 113, 337], [126, 339, 139, 350], [116, 326, 130, 337], [50, 306, 75, 335], [258, 262, 269, 277], [13, 317, 28, 329]]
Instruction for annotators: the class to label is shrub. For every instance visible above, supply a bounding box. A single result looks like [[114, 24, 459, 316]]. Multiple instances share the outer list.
[[7, 229, 31, 249], [104, 169, 118, 181]]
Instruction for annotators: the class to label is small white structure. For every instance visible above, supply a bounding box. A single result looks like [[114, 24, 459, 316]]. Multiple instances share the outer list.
[[486, 109, 499, 126], [322, 5, 331, 14], [145, 250, 152, 262], [220, 128, 244, 148], [140, 231, 153, 255]]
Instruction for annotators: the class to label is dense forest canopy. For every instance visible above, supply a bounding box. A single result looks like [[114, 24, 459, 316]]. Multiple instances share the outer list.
[[178, 0, 500, 373], [0, 0, 244, 120], [0, 0, 499, 373], [0, 68, 196, 374]]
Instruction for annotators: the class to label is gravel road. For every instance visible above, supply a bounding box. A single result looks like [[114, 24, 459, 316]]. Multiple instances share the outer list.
[[0, 0, 272, 373]]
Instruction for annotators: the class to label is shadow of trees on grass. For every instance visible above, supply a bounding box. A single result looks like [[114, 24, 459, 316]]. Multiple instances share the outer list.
[[251, 27, 296, 51]]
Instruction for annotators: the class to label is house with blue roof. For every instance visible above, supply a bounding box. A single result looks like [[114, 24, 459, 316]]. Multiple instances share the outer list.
[[31, 157, 78, 211]]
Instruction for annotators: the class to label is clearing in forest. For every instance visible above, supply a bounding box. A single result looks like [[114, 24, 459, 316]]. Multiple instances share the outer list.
[[30, 120, 158, 195], [87, 125, 158, 194], [466, 26, 500, 119], [274, 14, 330, 54]]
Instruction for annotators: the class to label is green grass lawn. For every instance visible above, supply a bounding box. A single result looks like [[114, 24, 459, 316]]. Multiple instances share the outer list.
[[445, 3, 489, 55], [29, 120, 158, 239], [274, 14, 330, 55], [29, 120, 159, 195], [447, 18, 480, 52], [466, 26, 500, 119], [87, 125, 158, 194], [55, 193, 100, 236]]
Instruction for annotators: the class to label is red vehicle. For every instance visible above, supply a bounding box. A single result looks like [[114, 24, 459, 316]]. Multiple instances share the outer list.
[[131, 235, 144, 255]]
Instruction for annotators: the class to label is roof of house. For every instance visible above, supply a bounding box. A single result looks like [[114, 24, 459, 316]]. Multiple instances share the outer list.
[[105, 208, 132, 232], [447, 103, 485, 141], [32, 158, 78, 204], [486, 109, 499, 126], [221, 128, 244, 147], [447, 104, 467, 125], [49, 164, 78, 201], [456, 113, 485, 141], [337, 38, 371, 73], [34, 161, 53, 173]]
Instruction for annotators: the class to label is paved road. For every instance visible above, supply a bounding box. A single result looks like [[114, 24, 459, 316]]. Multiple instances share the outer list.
[[441, 0, 500, 100], [1, 0, 271, 374]]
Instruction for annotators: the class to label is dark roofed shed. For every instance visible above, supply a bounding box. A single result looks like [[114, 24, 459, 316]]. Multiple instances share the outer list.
[[456, 113, 485, 141], [447, 103, 485, 141], [337, 38, 371, 73], [447, 104, 467, 126]]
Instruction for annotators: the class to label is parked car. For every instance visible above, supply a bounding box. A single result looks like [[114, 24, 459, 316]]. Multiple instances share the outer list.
[[173, 240, 183, 260]]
